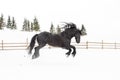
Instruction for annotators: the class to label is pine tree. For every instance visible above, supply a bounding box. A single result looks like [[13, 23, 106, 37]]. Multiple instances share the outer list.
[[50, 22, 55, 34], [56, 25, 61, 34], [27, 20, 30, 31], [7, 16, 12, 29], [22, 19, 28, 31], [0, 19, 1, 29], [33, 17, 40, 31], [0, 14, 5, 29], [11, 17, 17, 29], [31, 22, 34, 32], [22, 19, 32, 31]]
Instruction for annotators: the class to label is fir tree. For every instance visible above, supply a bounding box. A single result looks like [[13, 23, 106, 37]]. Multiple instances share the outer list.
[[0, 19, 1, 29], [22, 19, 28, 31], [27, 20, 30, 31], [7, 16, 12, 29], [56, 25, 61, 34], [50, 22, 55, 34], [22, 19, 32, 31], [33, 17, 40, 31], [31, 22, 34, 32], [0, 14, 5, 29], [11, 17, 17, 29]]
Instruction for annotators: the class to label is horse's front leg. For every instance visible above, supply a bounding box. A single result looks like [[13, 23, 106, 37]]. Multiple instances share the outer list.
[[65, 48, 72, 57], [63, 46, 72, 57], [70, 45, 76, 57]]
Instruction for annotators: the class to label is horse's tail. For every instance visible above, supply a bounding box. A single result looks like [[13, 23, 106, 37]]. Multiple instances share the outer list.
[[28, 34, 38, 54]]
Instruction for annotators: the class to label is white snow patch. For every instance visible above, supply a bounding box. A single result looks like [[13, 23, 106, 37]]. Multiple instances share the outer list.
[[0, 49, 120, 80]]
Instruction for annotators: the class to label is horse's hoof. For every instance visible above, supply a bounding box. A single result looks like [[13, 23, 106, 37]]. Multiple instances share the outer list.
[[72, 53, 76, 57], [28, 53, 32, 55], [66, 55, 70, 57], [32, 55, 36, 59], [72, 55, 75, 57], [66, 53, 70, 57], [32, 55, 39, 59]]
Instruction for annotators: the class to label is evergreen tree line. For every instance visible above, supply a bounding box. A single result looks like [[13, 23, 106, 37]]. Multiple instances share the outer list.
[[0, 14, 17, 30], [0, 14, 40, 31], [50, 23, 62, 34], [22, 17, 40, 31], [7, 16, 17, 29], [0, 14, 62, 34]]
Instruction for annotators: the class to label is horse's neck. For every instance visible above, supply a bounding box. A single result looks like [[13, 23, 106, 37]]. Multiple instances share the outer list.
[[60, 31, 74, 40]]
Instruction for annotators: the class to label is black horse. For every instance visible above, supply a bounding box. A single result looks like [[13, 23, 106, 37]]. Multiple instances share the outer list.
[[28, 23, 87, 59]]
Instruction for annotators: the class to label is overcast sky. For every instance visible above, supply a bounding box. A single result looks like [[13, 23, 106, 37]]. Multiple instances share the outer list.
[[0, 0, 120, 41]]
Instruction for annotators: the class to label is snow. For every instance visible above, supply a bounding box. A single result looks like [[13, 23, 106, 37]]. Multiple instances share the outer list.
[[0, 30, 120, 80], [0, 49, 120, 80], [0, 29, 38, 42]]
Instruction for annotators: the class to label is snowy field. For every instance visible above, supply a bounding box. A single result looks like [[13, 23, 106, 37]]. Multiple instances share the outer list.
[[0, 48, 120, 80]]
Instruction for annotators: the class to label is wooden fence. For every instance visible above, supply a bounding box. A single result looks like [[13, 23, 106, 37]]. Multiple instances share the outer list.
[[0, 39, 120, 50], [0, 39, 29, 50]]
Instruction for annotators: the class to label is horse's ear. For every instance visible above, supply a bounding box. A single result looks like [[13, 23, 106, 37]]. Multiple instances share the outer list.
[[81, 24, 86, 31], [80, 24, 87, 36]]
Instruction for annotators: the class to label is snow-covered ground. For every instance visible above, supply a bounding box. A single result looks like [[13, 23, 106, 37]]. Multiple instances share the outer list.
[[0, 30, 120, 80], [0, 29, 38, 42], [0, 49, 120, 80]]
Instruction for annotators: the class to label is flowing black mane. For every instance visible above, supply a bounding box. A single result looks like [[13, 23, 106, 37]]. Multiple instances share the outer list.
[[62, 22, 77, 29], [28, 22, 87, 59], [60, 28, 76, 39]]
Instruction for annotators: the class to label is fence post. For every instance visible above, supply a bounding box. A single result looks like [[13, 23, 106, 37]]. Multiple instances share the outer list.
[[102, 40, 103, 49], [86, 41, 88, 49], [26, 38, 29, 49], [2, 40, 3, 50], [26, 38, 29, 47], [115, 42, 116, 49]]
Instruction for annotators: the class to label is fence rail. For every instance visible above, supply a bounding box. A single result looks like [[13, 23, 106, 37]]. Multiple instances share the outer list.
[[0, 39, 120, 50]]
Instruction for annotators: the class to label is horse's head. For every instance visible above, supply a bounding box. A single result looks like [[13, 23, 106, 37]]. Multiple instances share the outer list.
[[74, 24, 87, 43], [74, 30, 81, 43], [61, 22, 87, 43]]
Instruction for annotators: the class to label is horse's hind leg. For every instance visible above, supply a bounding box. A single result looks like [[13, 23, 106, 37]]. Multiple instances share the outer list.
[[32, 44, 46, 59], [28, 46, 34, 55]]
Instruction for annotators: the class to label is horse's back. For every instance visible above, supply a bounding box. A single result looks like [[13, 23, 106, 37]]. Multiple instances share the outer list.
[[37, 32, 51, 43], [37, 31, 66, 47], [39, 32, 51, 37]]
